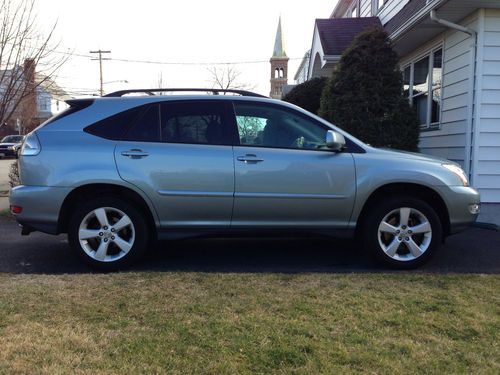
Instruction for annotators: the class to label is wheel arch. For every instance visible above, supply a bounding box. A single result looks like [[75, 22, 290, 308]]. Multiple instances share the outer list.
[[58, 183, 158, 238], [355, 183, 450, 239]]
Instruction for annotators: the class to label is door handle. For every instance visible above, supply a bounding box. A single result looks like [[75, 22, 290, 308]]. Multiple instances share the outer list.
[[237, 154, 264, 164], [121, 149, 149, 158]]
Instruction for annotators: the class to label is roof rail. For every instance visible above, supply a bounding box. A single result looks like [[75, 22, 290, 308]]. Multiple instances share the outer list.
[[103, 88, 267, 98]]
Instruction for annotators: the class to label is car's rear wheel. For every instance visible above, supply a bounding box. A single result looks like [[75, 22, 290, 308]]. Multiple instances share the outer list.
[[68, 197, 149, 270], [362, 196, 442, 269]]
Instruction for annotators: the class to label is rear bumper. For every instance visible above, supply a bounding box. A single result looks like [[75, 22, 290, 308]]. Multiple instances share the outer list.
[[9, 185, 71, 234]]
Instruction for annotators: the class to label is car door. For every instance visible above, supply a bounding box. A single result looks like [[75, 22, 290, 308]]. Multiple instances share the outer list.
[[231, 101, 356, 228], [115, 100, 235, 228]]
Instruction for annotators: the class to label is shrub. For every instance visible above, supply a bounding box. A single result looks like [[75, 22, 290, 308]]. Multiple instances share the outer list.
[[283, 77, 327, 115], [9, 161, 20, 188], [319, 27, 419, 151]]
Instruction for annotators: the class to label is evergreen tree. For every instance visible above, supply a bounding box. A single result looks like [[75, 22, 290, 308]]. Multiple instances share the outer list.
[[319, 27, 419, 151], [283, 77, 327, 115]]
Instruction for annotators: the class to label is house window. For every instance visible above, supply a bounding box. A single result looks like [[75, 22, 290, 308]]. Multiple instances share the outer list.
[[403, 47, 443, 130], [373, 0, 386, 15], [38, 96, 51, 111]]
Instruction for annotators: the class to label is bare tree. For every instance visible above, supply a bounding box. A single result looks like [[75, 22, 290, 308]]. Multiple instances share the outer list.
[[208, 65, 255, 92], [0, 0, 68, 133], [208, 65, 262, 141], [154, 71, 169, 95]]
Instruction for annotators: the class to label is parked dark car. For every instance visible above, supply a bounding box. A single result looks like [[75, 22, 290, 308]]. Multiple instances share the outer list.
[[0, 135, 25, 158]]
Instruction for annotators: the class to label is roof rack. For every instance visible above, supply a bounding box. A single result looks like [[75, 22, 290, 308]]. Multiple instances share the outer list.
[[103, 88, 267, 98]]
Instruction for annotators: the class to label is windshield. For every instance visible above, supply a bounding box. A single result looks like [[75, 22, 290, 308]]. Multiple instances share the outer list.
[[1, 135, 24, 143]]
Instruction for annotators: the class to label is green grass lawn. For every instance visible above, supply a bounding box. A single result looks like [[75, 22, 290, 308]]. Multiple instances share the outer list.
[[0, 273, 498, 374], [0, 209, 10, 218]]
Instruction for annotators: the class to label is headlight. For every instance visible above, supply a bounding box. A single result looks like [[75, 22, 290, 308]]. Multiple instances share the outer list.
[[443, 163, 469, 186]]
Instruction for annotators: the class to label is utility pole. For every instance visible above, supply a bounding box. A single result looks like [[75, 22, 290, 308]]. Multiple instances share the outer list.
[[90, 50, 111, 96]]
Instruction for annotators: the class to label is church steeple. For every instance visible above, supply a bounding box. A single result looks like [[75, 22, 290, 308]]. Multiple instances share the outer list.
[[272, 16, 287, 58], [270, 16, 289, 99]]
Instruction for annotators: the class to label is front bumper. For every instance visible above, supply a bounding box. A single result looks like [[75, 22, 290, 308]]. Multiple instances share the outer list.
[[0, 148, 17, 157], [436, 185, 481, 234], [9, 185, 71, 234]]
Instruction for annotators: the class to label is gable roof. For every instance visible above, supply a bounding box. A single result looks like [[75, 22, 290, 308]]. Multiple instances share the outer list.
[[35, 74, 70, 100], [0, 66, 69, 100], [315, 17, 382, 56]]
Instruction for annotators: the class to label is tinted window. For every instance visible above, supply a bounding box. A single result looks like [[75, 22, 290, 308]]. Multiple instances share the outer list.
[[161, 101, 229, 145], [233, 102, 327, 150], [123, 104, 161, 142], [84, 105, 146, 140]]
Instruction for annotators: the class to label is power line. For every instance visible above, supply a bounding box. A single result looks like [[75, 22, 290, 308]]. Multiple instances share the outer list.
[[52, 48, 303, 66], [108, 57, 304, 66]]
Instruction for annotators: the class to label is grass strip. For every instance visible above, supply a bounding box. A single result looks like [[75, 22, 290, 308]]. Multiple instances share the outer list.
[[0, 273, 498, 374]]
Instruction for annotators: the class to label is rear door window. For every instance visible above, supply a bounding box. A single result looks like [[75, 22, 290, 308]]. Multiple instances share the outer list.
[[122, 104, 161, 142], [160, 101, 232, 145]]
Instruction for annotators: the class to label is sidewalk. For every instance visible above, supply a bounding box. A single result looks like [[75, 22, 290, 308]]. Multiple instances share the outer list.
[[0, 196, 8, 212], [0, 159, 11, 212], [478, 203, 500, 227]]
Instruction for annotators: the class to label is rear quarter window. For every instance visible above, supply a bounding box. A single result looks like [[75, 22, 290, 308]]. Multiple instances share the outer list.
[[84, 105, 149, 140]]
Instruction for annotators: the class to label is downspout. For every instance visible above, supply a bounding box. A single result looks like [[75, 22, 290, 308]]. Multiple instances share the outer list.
[[430, 9, 477, 181]]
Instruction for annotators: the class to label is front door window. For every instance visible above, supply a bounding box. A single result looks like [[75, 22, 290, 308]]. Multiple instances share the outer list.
[[233, 102, 327, 150]]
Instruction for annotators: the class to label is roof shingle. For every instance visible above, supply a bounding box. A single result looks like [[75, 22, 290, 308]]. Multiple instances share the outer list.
[[316, 17, 382, 56]]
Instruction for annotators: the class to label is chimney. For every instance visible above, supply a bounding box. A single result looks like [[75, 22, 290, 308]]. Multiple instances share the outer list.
[[22, 58, 37, 133], [23, 58, 36, 89]]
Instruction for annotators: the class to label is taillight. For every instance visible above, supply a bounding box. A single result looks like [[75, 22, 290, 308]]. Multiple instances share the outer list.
[[10, 205, 22, 214], [20, 132, 41, 156]]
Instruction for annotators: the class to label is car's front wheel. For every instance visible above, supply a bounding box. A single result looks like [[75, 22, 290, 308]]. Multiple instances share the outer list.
[[68, 197, 149, 270], [362, 196, 443, 269]]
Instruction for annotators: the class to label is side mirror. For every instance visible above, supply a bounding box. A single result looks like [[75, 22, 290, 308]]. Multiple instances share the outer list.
[[325, 130, 346, 151]]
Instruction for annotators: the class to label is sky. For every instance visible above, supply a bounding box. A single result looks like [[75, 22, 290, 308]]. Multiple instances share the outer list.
[[34, 0, 337, 97]]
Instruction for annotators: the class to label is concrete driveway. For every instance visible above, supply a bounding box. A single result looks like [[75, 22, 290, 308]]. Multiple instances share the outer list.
[[0, 215, 498, 274]]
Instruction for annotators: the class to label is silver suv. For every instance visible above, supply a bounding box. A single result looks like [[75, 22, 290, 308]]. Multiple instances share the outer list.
[[10, 88, 480, 270]]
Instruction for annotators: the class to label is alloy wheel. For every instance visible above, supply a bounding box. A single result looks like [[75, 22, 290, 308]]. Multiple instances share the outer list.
[[377, 207, 432, 262], [78, 207, 135, 262]]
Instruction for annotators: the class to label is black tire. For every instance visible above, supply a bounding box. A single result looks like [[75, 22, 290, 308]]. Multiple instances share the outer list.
[[68, 196, 149, 271], [361, 196, 442, 269]]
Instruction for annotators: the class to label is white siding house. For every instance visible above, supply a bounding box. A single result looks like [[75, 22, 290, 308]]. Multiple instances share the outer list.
[[476, 8, 500, 203], [0, 60, 68, 137], [297, 0, 500, 213]]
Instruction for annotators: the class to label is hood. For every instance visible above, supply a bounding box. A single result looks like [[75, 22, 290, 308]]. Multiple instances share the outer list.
[[370, 147, 456, 165]]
